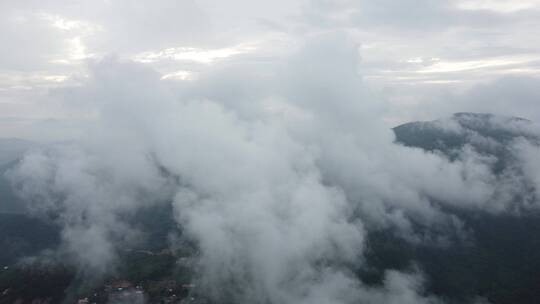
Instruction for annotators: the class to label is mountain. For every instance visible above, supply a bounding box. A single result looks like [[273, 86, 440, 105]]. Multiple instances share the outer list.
[[364, 113, 540, 304], [0, 213, 60, 266], [394, 112, 539, 151], [2, 115, 540, 303], [0, 138, 59, 267], [0, 138, 36, 214], [0, 166, 25, 214], [0, 138, 36, 167], [394, 112, 540, 172]]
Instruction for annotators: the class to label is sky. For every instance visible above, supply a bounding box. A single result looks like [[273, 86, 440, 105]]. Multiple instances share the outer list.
[[4, 2, 540, 303], [2, 0, 540, 141]]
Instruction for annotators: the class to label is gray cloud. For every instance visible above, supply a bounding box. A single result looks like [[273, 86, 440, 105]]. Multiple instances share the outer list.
[[405, 76, 540, 123], [6, 31, 540, 303], [2, 0, 540, 132], [2, 2, 540, 303], [2, 0, 213, 55], [304, 0, 534, 31]]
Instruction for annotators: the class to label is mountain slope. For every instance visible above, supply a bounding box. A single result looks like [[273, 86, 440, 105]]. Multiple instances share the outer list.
[[368, 113, 540, 304], [0, 138, 36, 213], [394, 112, 540, 171]]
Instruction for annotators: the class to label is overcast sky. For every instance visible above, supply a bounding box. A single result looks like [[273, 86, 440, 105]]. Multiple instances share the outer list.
[[2, 0, 540, 141], [5, 3, 540, 303]]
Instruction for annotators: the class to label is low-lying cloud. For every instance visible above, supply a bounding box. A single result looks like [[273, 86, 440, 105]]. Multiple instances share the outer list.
[[6, 32, 540, 303]]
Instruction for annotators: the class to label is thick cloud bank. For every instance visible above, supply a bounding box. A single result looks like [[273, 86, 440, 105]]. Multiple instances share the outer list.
[[6, 33, 540, 303]]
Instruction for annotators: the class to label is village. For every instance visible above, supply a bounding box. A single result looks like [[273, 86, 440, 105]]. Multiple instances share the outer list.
[[0, 246, 204, 304], [76, 279, 198, 304]]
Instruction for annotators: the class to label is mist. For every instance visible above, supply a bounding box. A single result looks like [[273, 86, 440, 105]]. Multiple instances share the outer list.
[[2, 1, 540, 303], [3, 31, 538, 304]]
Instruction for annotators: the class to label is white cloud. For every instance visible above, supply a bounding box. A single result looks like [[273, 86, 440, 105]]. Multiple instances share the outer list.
[[3, 0, 540, 128], [417, 55, 539, 74], [2, 2, 540, 302], [133, 43, 257, 64], [456, 0, 540, 13], [8, 33, 540, 303]]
